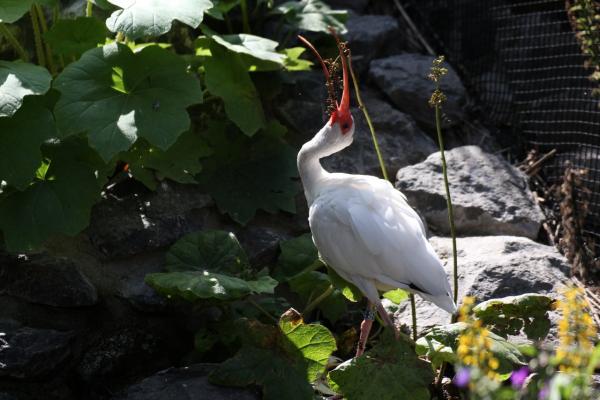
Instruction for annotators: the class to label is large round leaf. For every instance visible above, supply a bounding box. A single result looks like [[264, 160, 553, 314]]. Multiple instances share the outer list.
[[165, 230, 250, 274], [106, 0, 213, 40], [0, 0, 57, 23], [53, 43, 202, 161], [211, 33, 285, 66], [0, 61, 52, 117], [0, 97, 55, 190]]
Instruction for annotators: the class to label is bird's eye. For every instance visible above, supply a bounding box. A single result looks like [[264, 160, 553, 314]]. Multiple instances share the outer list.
[[342, 123, 349, 130]]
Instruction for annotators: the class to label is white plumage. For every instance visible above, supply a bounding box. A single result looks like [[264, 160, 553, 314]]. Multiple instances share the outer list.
[[296, 33, 456, 331], [298, 121, 457, 316]]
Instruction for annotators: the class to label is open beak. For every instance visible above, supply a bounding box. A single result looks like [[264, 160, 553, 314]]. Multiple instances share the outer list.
[[297, 29, 351, 123]]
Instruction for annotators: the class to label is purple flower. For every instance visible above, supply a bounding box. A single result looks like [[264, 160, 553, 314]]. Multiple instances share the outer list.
[[538, 383, 549, 400], [453, 367, 470, 388], [510, 366, 530, 388]]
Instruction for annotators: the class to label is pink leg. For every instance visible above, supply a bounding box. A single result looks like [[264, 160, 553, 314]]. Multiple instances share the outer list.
[[376, 302, 400, 339], [355, 305, 376, 357]]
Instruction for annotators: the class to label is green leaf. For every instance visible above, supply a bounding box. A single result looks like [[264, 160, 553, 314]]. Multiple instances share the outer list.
[[210, 312, 336, 399], [0, 97, 55, 190], [105, 0, 213, 40], [210, 33, 286, 69], [124, 130, 212, 190], [279, 309, 337, 381], [275, 233, 323, 281], [383, 289, 410, 304], [53, 43, 202, 161], [415, 322, 526, 376], [473, 293, 556, 341], [329, 331, 433, 400], [283, 47, 313, 71], [204, 42, 265, 136], [0, 135, 107, 252], [44, 17, 107, 59], [274, 0, 347, 34], [0, 61, 52, 117], [290, 271, 346, 322], [0, 0, 57, 23], [165, 230, 250, 273], [145, 271, 277, 301], [197, 121, 298, 225]]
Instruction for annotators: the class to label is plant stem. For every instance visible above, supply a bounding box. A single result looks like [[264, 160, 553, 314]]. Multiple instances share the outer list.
[[30, 7, 46, 67], [116, 32, 125, 43], [435, 105, 458, 304], [303, 285, 334, 315], [347, 58, 389, 180], [410, 293, 418, 341], [0, 23, 29, 61], [86, 0, 93, 17], [33, 4, 56, 75], [248, 298, 278, 323], [240, 0, 251, 33]]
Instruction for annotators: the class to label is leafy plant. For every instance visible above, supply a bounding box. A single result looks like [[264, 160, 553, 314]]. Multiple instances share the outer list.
[[0, 0, 335, 251], [209, 310, 336, 400], [329, 331, 434, 400]]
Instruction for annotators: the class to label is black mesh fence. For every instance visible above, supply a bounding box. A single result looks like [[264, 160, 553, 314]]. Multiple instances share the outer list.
[[402, 0, 600, 262]]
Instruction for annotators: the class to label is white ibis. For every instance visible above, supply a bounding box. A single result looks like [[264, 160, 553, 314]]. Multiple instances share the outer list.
[[297, 33, 457, 356]]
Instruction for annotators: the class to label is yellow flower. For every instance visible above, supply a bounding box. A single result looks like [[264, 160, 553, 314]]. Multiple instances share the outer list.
[[555, 286, 598, 372]]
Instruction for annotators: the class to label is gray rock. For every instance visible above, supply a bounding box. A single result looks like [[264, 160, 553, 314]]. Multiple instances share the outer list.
[[112, 364, 259, 400], [346, 15, 400, 73], [369, 53, 466, 127], [0, 255, 98, 307], [392, 236, 570, 340], [322, 94, 437, 175], [395, 145, 544, 239], [87, 181, 215, 258], [77, 328, 162, 383], [235, 226, 292, 267], [0, 323, 73, 379], [116, 254, 169, 313]]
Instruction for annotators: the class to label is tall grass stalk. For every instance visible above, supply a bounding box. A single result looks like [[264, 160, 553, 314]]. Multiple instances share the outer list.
[[0, 23, 29, 61], [346, 45, 418, 340], [86, 0, 93, 17], [429, 55, 459, 387], [30, 6, 46, 68]]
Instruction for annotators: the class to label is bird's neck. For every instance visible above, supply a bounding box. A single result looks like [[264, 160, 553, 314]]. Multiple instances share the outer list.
[[297, 131, 330, 205]]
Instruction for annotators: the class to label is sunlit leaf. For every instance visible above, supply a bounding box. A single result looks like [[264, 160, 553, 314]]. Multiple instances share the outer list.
[[54, 43, 202, 161], [329, 331, 433, 400], [274, 0, 347, 34], [145, 271, 277, 301], [44, 17, 107, 58], [204, 42, 265, 136], [383, 289, 409, 304], [0, 60, 52, 117], [283, 47, 313, 71], [473, 294, 556, 341], [210, 311, 336, 399], [415, 322, 526, 375], [211, 33, 285, 66], [105, 0, 213, 39]]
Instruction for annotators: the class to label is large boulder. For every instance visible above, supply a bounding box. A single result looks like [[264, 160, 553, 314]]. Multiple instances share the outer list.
[[395, 145, 544, 239], [369, 53, 466, 127], [345, 15, 401, 73], [87, 181, 215, 258], [322, 93, 437, 175], [391, 236, 570, 340], [0, 320, 74, 379], [0, 255, 98, 307], [112, 364, 259, 400]]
